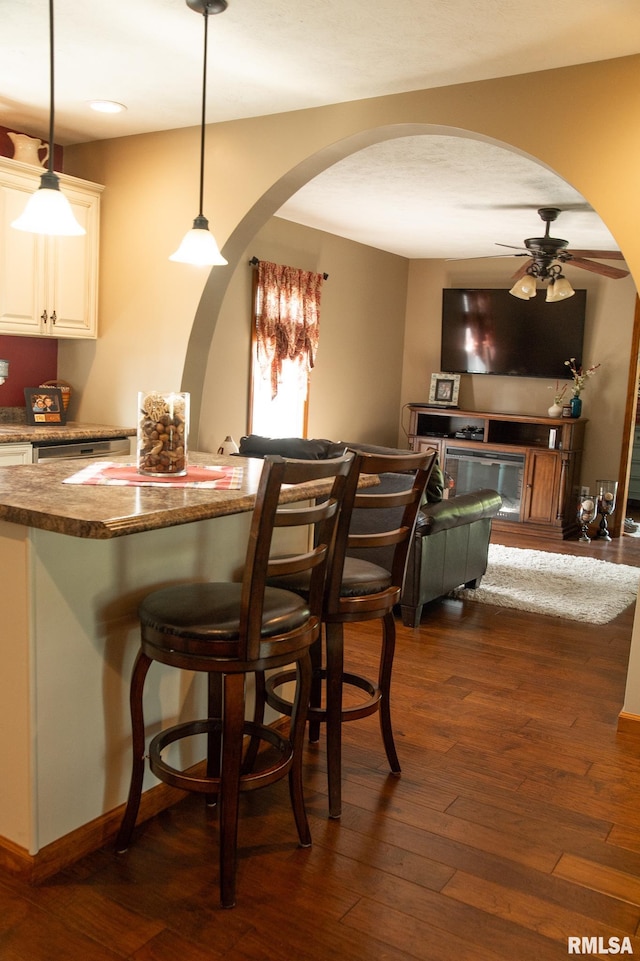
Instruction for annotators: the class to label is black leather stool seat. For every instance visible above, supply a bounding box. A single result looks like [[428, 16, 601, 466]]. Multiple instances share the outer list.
[[338, 558, 392, 597], [271, 557, 392, 602], [140, 583, 311, 654]]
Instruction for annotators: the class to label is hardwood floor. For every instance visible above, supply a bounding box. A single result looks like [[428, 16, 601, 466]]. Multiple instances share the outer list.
[[3, 527, 640, 959]]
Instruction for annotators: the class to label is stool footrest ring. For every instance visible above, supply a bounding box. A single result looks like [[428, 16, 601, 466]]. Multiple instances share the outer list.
[[149, 718, 293, 794], [265, 668, 381, 724]]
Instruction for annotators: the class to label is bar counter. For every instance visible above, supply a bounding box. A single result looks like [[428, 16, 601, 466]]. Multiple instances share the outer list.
[[0, 453, 268, 537], [0, 453, 349, 880]]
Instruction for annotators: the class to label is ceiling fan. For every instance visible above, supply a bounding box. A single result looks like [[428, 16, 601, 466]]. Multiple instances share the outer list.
[[498, 207, 629, 301], [501, 207, 629, 283]]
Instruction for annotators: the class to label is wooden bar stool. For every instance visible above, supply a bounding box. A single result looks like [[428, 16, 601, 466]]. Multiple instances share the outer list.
[[115, 452, 355, 908], [264, 448, 436, 818]]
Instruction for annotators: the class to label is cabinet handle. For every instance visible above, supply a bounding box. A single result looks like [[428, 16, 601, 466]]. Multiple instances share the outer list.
[[51, 311, 57, 325], [41, 310, 47, 324]]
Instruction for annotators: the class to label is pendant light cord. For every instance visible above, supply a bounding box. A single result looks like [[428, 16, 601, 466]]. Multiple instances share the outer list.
[[198, 8, 209, 219], [47, 0, 55, 176]]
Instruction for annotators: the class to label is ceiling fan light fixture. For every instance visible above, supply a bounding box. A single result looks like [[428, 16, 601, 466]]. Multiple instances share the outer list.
[[546, 275, 575, 302], [171, 0, 228, 267], [509, 273, 537, 300], [11, 0, 85, 238]]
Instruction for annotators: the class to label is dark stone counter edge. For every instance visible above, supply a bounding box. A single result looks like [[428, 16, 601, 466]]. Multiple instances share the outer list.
[[0, 422, 136, 444], [0, 495, 258, 540]]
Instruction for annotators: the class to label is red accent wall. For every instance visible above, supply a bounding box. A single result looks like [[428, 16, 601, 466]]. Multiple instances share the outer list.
[[0, 336, 58, 406]]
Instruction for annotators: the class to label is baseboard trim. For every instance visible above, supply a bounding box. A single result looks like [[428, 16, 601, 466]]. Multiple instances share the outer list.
[[0, 721, 291, 884], [618, 711, 640, 736], [0, 774, 195, 884]]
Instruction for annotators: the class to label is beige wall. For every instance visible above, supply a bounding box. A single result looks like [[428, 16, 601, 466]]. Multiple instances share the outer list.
[[198, 216, 409, 453]]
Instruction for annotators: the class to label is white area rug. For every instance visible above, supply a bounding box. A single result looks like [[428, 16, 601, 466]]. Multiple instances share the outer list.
[[452, 544, 640, 624]]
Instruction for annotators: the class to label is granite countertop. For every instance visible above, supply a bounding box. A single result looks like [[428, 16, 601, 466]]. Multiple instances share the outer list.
[[0, 453, 369, 540], [0, 421, 136, 444]]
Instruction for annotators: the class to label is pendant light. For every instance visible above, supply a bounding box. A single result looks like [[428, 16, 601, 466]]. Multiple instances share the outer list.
[[170, 0, 228, 266], [12, 0, 85, 237]]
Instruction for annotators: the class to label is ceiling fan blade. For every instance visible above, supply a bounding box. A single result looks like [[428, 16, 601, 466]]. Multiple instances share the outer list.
[[568, 257, 630, 279], [567, 249, 626, 260], [446, 253, 526, 262], [510, 260, 532, 281], [496, 243, 529, 253]]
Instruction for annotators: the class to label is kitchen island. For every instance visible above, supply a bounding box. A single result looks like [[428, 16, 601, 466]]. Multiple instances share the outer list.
[[0, 452, 334, 880]]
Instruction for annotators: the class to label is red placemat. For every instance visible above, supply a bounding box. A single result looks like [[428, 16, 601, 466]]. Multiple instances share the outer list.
[[63, 462, 243, 489]]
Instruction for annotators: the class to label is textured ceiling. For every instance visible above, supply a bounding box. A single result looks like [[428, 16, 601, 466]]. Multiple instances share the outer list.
[[2, 0, 638, 260], [276, 136, 623, 260]]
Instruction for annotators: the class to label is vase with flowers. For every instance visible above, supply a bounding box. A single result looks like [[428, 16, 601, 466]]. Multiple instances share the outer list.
[[564, 357, 601, 418], [547, 381, 568, 418]]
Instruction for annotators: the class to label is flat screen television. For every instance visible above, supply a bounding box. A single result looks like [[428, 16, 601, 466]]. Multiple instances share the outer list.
[[440, 288, 587, 379]]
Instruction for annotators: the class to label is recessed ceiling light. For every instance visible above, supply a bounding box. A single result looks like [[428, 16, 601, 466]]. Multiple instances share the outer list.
[[89, 100, 127, 114]]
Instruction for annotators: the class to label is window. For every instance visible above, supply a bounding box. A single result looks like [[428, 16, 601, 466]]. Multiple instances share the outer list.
[[249, 259, 325, 437]]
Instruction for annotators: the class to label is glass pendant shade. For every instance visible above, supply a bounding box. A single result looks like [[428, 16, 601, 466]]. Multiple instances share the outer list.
[[509, 274, 537, 300], [546, 276, 575, 302], [169, 215, 227, 266], [12, 172, 85, 237]]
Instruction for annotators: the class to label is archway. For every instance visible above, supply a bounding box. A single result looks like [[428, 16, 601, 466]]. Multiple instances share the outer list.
[[182, 123, 579, 443]]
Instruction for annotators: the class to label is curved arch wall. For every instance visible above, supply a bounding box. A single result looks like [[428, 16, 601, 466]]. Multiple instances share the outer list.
[[64, 54, 640, 433]]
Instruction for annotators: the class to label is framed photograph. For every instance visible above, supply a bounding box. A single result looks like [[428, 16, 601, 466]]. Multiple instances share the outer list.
[[24, 387, 67, 426], [428, 372, 460, 408]]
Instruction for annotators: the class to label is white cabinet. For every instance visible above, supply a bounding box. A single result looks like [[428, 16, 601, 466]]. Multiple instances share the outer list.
[[0, 443, 32, 466], [0, 157, 103, 339]]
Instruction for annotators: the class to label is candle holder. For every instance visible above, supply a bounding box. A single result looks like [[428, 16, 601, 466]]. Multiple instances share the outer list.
[[594, 479, 618, 541], [577, 493, 597, 543]]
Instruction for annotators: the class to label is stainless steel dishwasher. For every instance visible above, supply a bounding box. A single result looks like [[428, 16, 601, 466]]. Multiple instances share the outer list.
[[31, 436, 132, 463]]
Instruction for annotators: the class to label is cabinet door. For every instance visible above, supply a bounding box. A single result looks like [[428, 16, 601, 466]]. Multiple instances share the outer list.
[[0, 177, 45, 334], [629, 429, 640, 500], [0, 443, 33, 466], [413, 436, 444, 462], [523, 449, 561, 525], [45, 187, 99, 338]]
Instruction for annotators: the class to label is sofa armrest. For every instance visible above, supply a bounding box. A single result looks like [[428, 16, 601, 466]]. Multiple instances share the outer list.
[[417, 489, 502, 536]]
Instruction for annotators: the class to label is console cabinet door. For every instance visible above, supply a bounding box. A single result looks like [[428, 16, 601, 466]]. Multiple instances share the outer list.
[[523, 449, 561, 525], [0, 159, 101, 339]]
